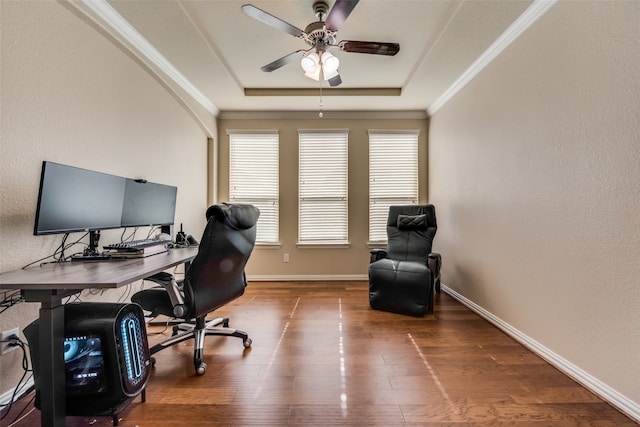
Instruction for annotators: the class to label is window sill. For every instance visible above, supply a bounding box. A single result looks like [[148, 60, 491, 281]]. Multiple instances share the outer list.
[[296, 242, 351, 249]]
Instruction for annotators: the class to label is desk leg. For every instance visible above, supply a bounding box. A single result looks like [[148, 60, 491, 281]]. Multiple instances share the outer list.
[[38, 299, 66, 427]]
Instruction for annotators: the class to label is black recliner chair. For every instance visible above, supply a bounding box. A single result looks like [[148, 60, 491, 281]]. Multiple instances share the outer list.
[[369, 204, 441, 316], [132, 203, 259, 375]]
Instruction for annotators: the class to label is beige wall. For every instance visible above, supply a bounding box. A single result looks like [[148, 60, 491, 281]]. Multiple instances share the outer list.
[[217, 115, 429, 278], [429, 0, 639, 412], [0, 1, 212, 396]]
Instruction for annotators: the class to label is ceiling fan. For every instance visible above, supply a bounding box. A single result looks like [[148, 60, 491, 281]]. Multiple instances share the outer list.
[[241, 0, 400, 87]]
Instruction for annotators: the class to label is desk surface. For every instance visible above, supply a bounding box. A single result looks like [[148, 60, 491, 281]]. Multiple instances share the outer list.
[[0, 247, 199, 290], [0, 246, 199, 427]]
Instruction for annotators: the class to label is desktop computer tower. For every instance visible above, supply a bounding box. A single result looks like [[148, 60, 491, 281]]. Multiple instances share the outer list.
[[24, 302, 151, 418]]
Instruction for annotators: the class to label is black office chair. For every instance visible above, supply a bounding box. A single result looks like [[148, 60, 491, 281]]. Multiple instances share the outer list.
[[368, 204, 442, 316], [132, 203, 259, 375]]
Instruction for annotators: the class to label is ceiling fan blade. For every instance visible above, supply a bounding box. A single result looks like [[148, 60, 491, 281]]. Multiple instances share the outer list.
[[241, 4, 305, 38], [328, 73, 342, 87], [261, 50, 306, 72], [325, 0, 359, 32], [339, 40, 400, 56]]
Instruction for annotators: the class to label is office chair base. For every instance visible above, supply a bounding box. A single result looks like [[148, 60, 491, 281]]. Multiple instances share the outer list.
[[148, 316, 251, 375]]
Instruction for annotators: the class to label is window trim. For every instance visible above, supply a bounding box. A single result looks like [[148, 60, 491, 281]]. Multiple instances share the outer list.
[[227, 130, 280, 244], [368, 129, 420, 244], [297, 129, 349, 245]]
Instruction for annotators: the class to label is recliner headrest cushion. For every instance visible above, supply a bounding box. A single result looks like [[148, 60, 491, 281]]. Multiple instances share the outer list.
[[205, 203, 260, 230], [397, 214, 427, 230]]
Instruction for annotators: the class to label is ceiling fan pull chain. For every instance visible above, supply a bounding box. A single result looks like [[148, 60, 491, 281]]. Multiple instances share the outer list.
[[319, 80, 324, 118]]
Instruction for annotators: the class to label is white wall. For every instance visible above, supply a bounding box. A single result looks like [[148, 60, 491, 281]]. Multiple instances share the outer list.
[[429, 0, 639, 417], [0, 1, 212, 395]]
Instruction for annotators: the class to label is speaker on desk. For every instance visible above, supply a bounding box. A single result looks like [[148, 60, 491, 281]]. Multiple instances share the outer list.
[[24, 302, 151, 421]]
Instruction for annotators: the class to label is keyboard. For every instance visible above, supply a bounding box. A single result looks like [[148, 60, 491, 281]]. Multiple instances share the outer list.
[[71, 253, 112, 262], [103, 239, 167, 251]]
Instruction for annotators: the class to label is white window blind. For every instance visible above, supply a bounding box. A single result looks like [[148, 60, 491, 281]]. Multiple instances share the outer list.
[[369, 131, 419, 242], [228, 131, 279, 243], [298, 130, 348, 244]]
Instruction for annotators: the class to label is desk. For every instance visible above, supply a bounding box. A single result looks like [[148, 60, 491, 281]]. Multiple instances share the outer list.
[[0, 247, 199, 427]]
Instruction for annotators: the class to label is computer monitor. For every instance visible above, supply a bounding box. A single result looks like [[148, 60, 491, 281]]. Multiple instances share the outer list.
[[120, 179, 177, 228], [33, 161, 125, 236], [33, 161, 178, 251]]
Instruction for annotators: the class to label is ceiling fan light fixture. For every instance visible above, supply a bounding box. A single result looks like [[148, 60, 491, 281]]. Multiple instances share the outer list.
[[323, 67, 339, 81], [301, 51, 339, 82], [304, 67, 321, 81], [321, 52, 339, 73], [301, 52, 320, 74], [304, 65, 322, 82]]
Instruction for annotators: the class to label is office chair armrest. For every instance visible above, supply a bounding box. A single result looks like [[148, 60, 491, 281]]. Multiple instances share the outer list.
[[144, 272, 187, 318], [369, 249, 388, 263]]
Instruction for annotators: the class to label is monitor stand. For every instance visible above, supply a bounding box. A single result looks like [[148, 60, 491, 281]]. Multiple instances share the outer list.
[[71, 231, 112, 261]]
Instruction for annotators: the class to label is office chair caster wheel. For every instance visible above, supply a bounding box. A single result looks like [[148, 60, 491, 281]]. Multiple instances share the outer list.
[[223, 318, 229, 327], [172, 325, 179, 336], [243, 338, 252, 348], [195, 362, 207, 376], [150, 357, 156, 367]]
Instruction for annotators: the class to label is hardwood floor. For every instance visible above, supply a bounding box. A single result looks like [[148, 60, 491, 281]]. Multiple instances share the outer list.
[[3, 281, 637, 426]]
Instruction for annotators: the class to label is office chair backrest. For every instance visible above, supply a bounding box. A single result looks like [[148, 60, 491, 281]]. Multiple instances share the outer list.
[[183, 203, 259, 318], [386, 204, 437, 264]]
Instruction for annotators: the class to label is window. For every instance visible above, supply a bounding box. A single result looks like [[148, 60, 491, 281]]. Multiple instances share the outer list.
[[298, 130, 348, 244], [228, 131, 279, 243], [369, 131, 419, 242]]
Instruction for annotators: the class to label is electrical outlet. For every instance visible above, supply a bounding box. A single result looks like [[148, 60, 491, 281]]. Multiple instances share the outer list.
[[283, 253, 289, 263], [1, 327, 20, 355]]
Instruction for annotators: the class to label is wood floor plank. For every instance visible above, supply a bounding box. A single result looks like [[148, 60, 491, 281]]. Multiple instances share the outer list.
[[4, 281, 637, 426], [288, 403, 405, 424]]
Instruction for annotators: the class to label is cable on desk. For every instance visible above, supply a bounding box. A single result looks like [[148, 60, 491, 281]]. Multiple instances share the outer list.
[[20, 232, 90, 269], [120, 227, 139, 244], [146, 226, 161, 240]]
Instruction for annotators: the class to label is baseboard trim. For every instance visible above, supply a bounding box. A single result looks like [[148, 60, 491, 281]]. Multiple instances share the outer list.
[[441, 284, 640, 423], [247, 274, 369, 282]]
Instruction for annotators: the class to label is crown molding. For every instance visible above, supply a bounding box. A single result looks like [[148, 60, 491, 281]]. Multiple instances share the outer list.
[[427, 0, 557, 117], [218, 110, 428, 120], [69, 0, 555, 121], [244, 88, 401, 97], [70, 0, 219, 116]]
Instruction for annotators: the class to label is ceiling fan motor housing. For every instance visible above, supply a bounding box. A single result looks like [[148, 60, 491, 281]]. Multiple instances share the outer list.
[[304, 21, 336, 48]]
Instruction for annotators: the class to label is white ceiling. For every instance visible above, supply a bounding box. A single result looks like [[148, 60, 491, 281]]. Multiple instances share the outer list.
[[96, 0, 535, 114]]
